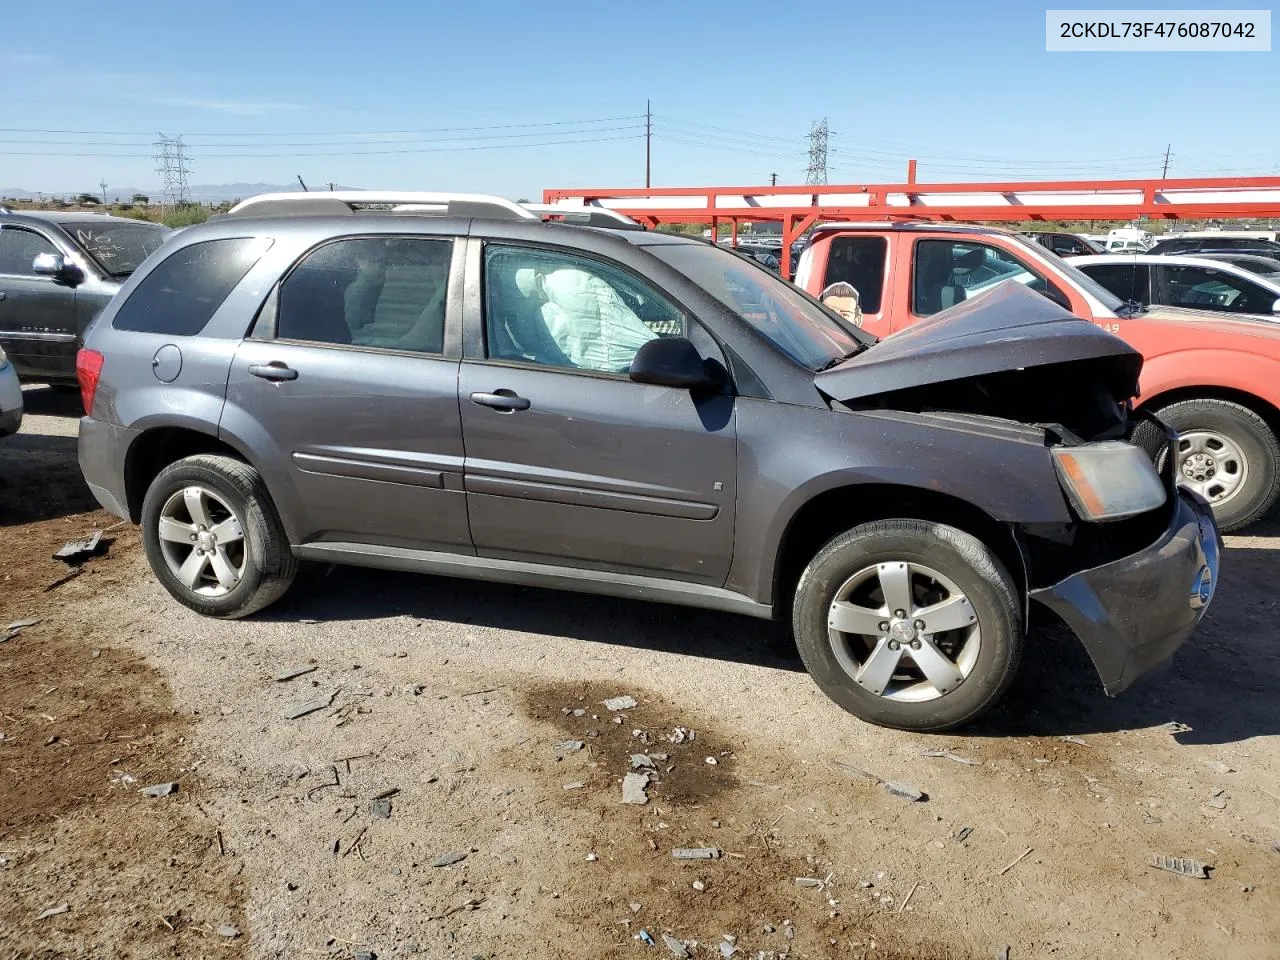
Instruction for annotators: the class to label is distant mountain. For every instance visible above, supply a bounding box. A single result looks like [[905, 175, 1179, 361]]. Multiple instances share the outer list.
[[1, 183, 359, 203]]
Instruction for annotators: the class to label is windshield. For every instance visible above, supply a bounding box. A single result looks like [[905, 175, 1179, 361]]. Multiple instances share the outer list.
[[1009, 236, 1127, 313], [63, 221, 169, 277], [650, 243, 868, 370]]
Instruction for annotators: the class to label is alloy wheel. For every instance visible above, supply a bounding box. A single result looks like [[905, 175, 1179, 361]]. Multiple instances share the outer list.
[[826, 561, 981, 703], [157, 485, 247, 598]]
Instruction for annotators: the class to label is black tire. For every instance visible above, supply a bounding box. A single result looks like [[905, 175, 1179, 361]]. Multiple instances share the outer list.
[[792, 520, 1022, 731], [141, 454, 297, 618], [1138, 399, 1280, 532]]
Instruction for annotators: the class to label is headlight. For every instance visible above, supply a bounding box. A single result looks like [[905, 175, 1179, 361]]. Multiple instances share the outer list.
[[1051, 441, 1167, 521]]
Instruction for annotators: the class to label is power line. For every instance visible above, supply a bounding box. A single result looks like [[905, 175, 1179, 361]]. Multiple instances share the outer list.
[[0, 133, 646, 160], [805, 118, 829, 186], [0, 115, 646, 138]]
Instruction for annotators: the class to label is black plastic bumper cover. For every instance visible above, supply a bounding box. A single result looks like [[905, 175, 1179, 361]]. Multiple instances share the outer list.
[[1029, 491, 1219, 696]]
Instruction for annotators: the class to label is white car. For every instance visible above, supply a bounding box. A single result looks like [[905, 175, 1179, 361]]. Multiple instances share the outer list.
[[1072, 253, 1280, 322], [0, 345, 22, 438]]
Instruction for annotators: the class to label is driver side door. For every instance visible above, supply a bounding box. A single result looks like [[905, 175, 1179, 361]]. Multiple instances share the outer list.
[[458, 240, 737, 584]]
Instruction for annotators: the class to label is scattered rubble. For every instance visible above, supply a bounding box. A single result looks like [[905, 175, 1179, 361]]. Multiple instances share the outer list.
[[562, 781, 585, 790], [636, 930, 655, 946], [430, 852, 468, 868], [661, 933, 691, 958], [139, 782, 179, 798], [371, 798, 392, 819], [621, 773, 650, 805], [554, 739, 585, 755], [1205, 761, 1236, 775], [920, 748, 977, 765], [275, 664, 318, 682], [4, 617, 41, 641], [672, 848, 720, 860], [1149, 855, 1210, 879], [1060, 736, 1089, 746], [216, 924, 240, 938], [36, 903, 70, 920], [883, 781, 926, 802], [53, 530, 104, 563], [283, 690, 338, 719], [669, 727, 694, 744], [603, 695, 637, 711]]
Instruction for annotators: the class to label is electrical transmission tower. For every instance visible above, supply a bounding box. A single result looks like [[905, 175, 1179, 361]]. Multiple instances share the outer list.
[[153, 134, 192, 209], [805, 118, 829, 186]]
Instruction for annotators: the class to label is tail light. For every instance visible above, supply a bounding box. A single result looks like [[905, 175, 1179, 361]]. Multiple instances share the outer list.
[[76, 348, 105, 415]]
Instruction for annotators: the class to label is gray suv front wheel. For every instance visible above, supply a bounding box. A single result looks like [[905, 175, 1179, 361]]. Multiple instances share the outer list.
[[141, 454, 298, 618], [792, 520, 1022, 731]]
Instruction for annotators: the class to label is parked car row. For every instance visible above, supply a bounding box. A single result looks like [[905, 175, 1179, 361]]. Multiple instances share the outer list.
[[70, 191, 1219, 733], [796, 221, 1280, 531]]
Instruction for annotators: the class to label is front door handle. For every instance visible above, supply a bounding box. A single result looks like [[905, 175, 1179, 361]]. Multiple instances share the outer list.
[[0, 291, 7, 300], [470, 390, 530, 412], [248, 362, 298, 382]]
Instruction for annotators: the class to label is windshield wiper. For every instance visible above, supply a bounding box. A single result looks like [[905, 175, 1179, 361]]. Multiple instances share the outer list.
[[1116, 299, 1147, 318], [816, 349, 861, 372]]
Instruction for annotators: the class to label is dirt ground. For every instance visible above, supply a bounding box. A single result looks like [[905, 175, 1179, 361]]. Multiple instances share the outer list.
[[1, 385, 1277, 960]]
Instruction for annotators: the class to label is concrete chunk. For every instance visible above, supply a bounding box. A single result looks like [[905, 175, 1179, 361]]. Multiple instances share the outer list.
[[621, 772, 650, 805]]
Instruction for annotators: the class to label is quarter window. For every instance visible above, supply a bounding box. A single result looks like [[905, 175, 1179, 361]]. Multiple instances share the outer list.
[[113, 237, 268, 335], [277, 238, 452, 354], [483, 245, 685, 373], [0, 227, 57, 276]]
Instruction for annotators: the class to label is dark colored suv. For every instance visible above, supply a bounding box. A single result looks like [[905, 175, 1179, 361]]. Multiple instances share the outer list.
[[0, 208, 168, 384], [76, 192, 1219, 731]]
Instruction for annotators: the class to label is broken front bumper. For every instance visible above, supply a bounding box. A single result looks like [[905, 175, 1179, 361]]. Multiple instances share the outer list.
[[1029, 490, 1219, 696]]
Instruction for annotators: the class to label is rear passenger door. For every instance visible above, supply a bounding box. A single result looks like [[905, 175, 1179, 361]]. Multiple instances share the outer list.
[[224, 236, 473, 552]]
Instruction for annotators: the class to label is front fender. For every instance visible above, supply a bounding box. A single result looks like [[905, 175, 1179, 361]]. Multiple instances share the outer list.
[[727, 400, 1070, 603], [1138, 348, 1280, 413]]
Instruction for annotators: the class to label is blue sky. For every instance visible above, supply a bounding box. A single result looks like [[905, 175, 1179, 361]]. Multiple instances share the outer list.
[[0, 0, 1275, 197]]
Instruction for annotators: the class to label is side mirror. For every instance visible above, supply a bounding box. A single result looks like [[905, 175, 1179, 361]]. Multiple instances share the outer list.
[[629, 337, 723, 390], [32, 252, 83, 286]]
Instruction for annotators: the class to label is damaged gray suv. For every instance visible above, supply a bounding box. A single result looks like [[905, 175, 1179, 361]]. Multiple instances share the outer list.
[[77, 192, 1220, 731]]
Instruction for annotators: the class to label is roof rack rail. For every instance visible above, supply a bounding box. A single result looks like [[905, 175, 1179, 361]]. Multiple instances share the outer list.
[[521, 203, 643, 230], [226, 191, 540, 222]]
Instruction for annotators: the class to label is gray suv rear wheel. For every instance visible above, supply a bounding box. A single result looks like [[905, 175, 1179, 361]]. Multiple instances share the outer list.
[[792, 520, 1022, 731], [141, 454, 297, 618]]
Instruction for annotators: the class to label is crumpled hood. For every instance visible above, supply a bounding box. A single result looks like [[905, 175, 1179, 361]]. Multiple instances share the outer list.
[[816, 282, 1142, 403]]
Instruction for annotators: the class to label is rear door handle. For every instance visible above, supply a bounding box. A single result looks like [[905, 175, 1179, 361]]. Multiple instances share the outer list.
[[0, 292, 6, 300], [470, 390, 530, 412], [248, 362, 298, 382]]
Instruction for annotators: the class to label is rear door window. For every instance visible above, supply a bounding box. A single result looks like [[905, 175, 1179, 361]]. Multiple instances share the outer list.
[[276, 237, 452, 354], [1156, 264, 1273, 314], [822, 236, 887, 314], [113, 238, 268, 335]]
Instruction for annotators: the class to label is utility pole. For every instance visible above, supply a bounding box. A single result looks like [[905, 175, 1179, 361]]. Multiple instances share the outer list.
[[99, 179, 108, 204], [805, 118, 829, 186], [1161, 144, 1172, 177], [296, 175, 309, 192], [645, 99, 652, 188], [770, 172, 778, 187]]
